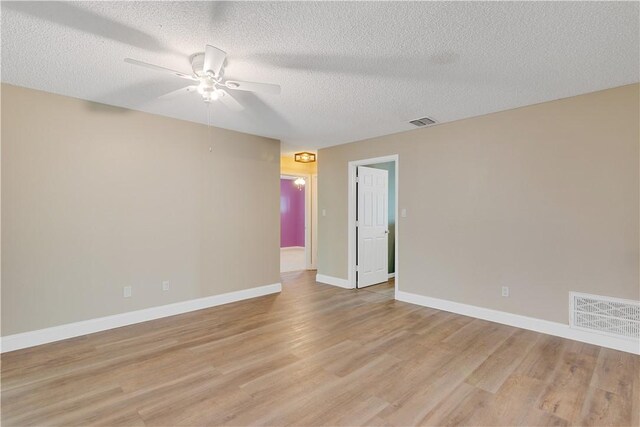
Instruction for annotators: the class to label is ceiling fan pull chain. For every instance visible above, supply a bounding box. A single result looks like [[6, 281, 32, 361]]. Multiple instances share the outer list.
[[207, 102, 214, 152]]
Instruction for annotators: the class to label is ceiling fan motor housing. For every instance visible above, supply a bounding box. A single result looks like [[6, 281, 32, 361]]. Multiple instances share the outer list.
[[192, 49, 225, 79], [190, 53, 207, 77], [191, 53, 223, 101]]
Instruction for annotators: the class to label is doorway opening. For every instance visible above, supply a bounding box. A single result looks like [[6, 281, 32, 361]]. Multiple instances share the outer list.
[[348, 155, 398, 292], [280, 174, 316, 272]]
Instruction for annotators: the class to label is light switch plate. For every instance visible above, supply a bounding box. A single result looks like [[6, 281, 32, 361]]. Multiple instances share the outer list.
[[123, 286, 132, 298]]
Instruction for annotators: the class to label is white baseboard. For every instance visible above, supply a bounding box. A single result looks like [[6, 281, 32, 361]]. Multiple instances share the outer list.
[[1, 282, 282, 353], [281, 246, 305, 250], [395, 290, 639, 355], [315, 274, 353, 289], [388, 273, 396, 279]]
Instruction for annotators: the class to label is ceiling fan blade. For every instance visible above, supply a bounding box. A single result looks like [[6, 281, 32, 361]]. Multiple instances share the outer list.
[[124, 58, 197, 81], [158, 85, 198, 100], [218, 89, 244, 111], [203, 45, 226, 78], [224, 80, 281, 95]]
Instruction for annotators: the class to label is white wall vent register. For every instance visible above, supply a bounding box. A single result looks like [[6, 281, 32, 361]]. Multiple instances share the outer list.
[[570, 292, 640, 339], [408, 117, 436, 127]]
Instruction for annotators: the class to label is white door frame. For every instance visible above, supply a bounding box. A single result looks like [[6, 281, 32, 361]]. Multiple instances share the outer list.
[[311, 174, 318, 269], [348, 155, 399, 290], [281, 174, 315, 269]]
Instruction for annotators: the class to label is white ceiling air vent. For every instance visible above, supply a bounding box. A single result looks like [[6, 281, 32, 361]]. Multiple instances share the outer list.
[[409, 117, 436, 127], [570, 292, 640, 339]]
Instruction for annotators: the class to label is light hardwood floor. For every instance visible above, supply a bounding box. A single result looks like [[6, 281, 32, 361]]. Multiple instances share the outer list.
[[280, 247, 306, 273], [2, 271, 638, 426], [363, 279, 395, 298]]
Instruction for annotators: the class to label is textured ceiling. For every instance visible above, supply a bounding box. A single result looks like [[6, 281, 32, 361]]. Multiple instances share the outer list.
[[2, 1, 638, 150]]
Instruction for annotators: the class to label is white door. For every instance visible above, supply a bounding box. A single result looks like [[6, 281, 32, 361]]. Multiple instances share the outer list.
[[357, 166, 388, 287]]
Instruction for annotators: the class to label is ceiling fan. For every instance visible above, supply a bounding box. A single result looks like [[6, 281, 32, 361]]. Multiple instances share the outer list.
[[124, 45, 281, 111]]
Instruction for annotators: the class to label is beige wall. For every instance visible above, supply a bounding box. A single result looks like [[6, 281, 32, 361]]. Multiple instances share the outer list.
[[1, 84, 281, 335], [318, 84, 639, 324]]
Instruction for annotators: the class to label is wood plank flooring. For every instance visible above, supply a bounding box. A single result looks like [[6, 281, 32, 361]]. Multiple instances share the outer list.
[[2, 270, 638, 426]]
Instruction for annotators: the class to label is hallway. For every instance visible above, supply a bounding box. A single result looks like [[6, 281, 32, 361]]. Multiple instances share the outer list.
[[280, 247, 306, 273]]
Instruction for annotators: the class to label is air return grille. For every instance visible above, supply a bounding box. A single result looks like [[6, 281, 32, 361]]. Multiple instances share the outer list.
[[409, 117, 436, 127], [570, 292, 640, 339]]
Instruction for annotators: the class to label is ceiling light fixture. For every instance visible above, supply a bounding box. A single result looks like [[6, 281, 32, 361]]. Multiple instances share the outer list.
[[294, 152, 316, 163], [294, 177, 306, 190]]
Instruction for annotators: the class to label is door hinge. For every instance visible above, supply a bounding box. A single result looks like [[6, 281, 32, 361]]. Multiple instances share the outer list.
[[355, 220, 359, 227], [355, 265, 359, 272], [355, 176, 359, 183]]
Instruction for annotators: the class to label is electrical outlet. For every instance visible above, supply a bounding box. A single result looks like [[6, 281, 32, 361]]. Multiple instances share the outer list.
[[162, 281, 170, 291], [401, 208, 407, 218], [501, 286, 509, 297], [123, 286, 132, 298], [322, 209, 327, 217]]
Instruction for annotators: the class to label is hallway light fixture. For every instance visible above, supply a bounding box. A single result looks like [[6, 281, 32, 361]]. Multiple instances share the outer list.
[[294, 152, 316, 163], [294, 177, 306, 190]]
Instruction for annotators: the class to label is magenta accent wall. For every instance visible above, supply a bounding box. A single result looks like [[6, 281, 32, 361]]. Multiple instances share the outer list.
[[280, 179, 305, 248]]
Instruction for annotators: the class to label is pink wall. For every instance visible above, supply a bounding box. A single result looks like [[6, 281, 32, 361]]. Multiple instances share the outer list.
[[280, 179, 305, 248]]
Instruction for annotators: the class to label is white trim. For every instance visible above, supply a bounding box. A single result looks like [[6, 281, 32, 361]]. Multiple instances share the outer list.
[[388, 273, 396, 279], [281, 246, 305, 251], [1, 283, 282, 353], [316, 274, 354, 289], [348, 155, 399, 290], [310, 174, 318, 270], [280, 175, 298, 180], [395, 290, 640, 355]]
